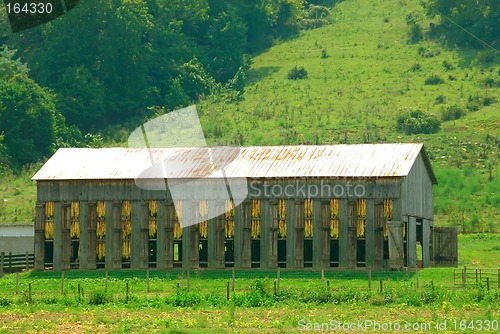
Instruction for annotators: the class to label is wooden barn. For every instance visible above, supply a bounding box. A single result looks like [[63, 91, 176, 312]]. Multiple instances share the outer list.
[[32, 143, 457, 271]]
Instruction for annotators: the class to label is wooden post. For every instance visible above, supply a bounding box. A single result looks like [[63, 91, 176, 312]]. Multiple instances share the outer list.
[[260, 198, 270, 269], [312, 199, 322, 268], [241, 200, 252, 269], [294, 199, 304, 268], [486, 277, 490, 291], [226, 282, 230, 300], [321, 268, 325, 285], [234, 203, 243, 269], [34, 203, 45, 270], [339, 199, 349, 269], [165, 201, 174, 269], [78, 283, 81, 301], [268, 199, 278, 269], [348, 201, 357, 269], [126, 281, 129, 302], [112, 201, 122, 270], [327, 280, 330, 290], [15, 272, 19, 294], [156, 201, 166, 269], [53, 202, 62, 271], [61, 271, 65, 294], [475, 269, 478, 285], [379, 279, 383, 292], [88, 202, 97, 270], [286, 198, 296, 269], [61, 202, 71, 271], [8, 251, 12, 272], [273, 280, 277, 295], [365, 199, 375, 268], [320, 199, 331, 268], [407, 216, 417, 268], [79, 201, 89, 270], [25, 251, 29, 270]]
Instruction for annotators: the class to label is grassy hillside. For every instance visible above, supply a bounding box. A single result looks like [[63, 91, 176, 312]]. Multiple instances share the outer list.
[[0, 0, 498, 231], [198, 0, 499, 231]]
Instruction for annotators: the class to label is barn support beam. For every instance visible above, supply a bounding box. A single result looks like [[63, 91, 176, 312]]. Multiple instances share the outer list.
[[181, 202, 191, 270], [165, 201, 175, 268], [338, 199, 349, 269], [207, 201, 217, 269], [156, 201, 166, 269], [293, 199, 304, 268], [241, 200, 252, 268], [260, 199, 270, 269], [112, 201, 122, 269], [52, 202, 62, 270], [348, 200, 357, 269], [422, 219, 431, 268], [78, 201, 89, 270], [286, 199, 296, 268], [189, 201, 199, 269], [312, 199, 322, 268], [131, 201, 148, 269], [407, 216, 417, 268], [34, 203, 45, 270], [268, 199, 278, 269], [87, 202, 97, 269], [234, 203, 243, 269], [105, 201, 114, 270], [374, 201, 384, 270], [320, 199, 330, 268], [365, 199, 375, 268], [215, 202, 225, 269]]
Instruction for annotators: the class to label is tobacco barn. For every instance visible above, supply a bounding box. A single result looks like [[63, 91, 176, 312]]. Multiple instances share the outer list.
[[32, 143, 457, 271]]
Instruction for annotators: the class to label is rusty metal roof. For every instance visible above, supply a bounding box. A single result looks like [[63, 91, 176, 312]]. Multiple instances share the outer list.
[[32, 144, 437, 183]]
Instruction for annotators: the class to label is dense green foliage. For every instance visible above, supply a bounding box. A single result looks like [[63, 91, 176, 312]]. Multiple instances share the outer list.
[[421, 0, 500, 48]]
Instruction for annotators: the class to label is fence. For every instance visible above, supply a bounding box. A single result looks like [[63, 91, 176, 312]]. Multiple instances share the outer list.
[[0, 252, 34, 276], [454, 266, 500, 289]]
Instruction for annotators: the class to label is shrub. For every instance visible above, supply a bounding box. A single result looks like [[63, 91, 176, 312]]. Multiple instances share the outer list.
[[88, 289, 110, 305], [425, 75, 444, 85], [442, 60, 455, 71], [287, 66, 308, 80], [441, 105, 465, 121], [481, 76, 500, 88], [396, 109, 441, 135], [410, 63, 421, 72], [477, 50, 495, 64], [435, 95, 446, 104]]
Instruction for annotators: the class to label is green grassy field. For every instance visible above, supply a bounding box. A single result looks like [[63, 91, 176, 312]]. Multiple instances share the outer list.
[[1, 0, 498, 231], [0, 234, 499, 332]]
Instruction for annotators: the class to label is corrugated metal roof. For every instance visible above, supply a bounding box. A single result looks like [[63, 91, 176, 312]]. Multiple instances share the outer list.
[[32, 144, 437, 183]]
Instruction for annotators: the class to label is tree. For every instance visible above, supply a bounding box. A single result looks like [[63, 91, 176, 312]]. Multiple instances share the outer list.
[[0, 74, 57, 166]]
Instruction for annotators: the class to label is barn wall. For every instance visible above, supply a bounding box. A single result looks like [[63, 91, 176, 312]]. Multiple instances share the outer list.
[[401, 154, 434, 219]]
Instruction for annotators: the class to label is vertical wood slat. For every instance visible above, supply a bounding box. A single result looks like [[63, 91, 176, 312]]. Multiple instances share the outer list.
[[105, 201, 114, 270], [34, 203, 45, 270], [268, 199, 278, 269], [365, 199, 375, 268], [294, 199, 304, 268], [348, 200, 357, 269], [79, 201, 89, 270], [286, 198, 296, 269], [87, 202, 97, 269], [156, 201, 166, 269], [320, 199, 330, 268], [241, 200, 252, 268], [190, 201, 199, 269], [422, 219, 431, 268], [338, 199, 349, 268], [53, 202, 62, 271], [407, 216, 417, 268], [207, 201, 217, 269], [234, 203, 243, 269], [182, 201, 191, 270], [165, 201, 175, 268], [61, 202, 71, 271], [374, 201, 384, 270], [215, 202, 225, 269], [139, 201, 149, 269], [260, 198, 270, 269], [312, 199, 322, 268], [388, 221, 404, 268], [112, 201, 122, 269]]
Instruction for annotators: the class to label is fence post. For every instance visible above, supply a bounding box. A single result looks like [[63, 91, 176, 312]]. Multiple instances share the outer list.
[[486, 277, 490, 291], [0, 252, 4, 277], [321, 269, 325, 285], [15, 272, 19, 294], [8, 252, 12, 272], [379, 279, 383, 292], [475, 269, 478, 285], [25, 252, 29, 270], [226, 282, 230, 300]]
